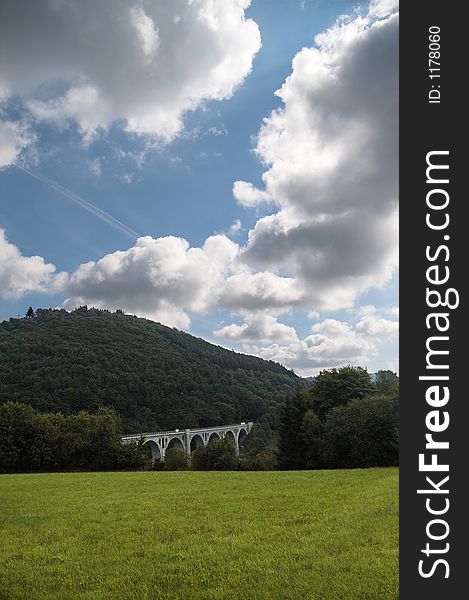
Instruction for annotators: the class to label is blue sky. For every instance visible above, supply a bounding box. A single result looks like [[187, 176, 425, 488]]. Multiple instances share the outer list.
[[0, 0, 398, 375]]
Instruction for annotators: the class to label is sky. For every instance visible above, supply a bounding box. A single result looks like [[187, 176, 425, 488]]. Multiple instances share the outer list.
[[0, 0, 399, 376]]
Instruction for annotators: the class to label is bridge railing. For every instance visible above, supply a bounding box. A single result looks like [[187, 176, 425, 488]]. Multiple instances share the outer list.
[[122, 422, 251, 440]]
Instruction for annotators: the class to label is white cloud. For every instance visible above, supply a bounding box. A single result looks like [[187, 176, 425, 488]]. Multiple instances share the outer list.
[[369, 0, 399, 18], [88, 157, 102, 177], [0, 121, 34, 168], [130, 6, 159, 61], [218, 269, 303, 311], [227, 219, 242, 237], [0, 0, 399, 377], [61, 234, 239, 328], [357, 304, 376, 317], [0, 229, 62, 298], [207, 126, 228, 136], [252, 313, 399, 376], [355, 313, 399, 338], [239, 2, 398, 313], [233, 180, 272, 208], [0, 0, 261, 148], [254, 318, 374, 376], [58, 233, 306, 327], [215, 313, 298, 345]]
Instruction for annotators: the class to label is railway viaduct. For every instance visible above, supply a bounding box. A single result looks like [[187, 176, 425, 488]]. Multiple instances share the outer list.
[[122, 422, 253, 460]]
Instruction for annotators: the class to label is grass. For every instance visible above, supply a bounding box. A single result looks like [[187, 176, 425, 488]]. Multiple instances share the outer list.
[[0, 468, 398, 600]]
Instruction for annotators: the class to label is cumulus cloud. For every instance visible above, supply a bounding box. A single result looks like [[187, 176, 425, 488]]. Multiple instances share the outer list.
[[214, 313, 298, 345], [218, 269, 303, 312], [386, 306, 399, 318], [355, 313, 399, 338], [61, 234, 239, 328], [0, 121, 34, 168], [0, 0, 261, 152], [254, 319, 373, 376], [59, 233, 305, 328], [0, 0, 399, 378], [227, 218, 242, 237], [253, 311, 398, 376], [0, 229, 62, 298], [239, 1, 399, 312], [233, 181, 272, 208]]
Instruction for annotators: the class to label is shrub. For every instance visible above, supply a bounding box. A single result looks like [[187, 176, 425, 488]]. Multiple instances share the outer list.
[[238, 449, 277, 471], [191, 437, 238, 470], [164, 448, 189, 471]]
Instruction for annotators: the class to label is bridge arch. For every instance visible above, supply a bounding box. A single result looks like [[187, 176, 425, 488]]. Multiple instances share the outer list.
[[144, 440, 161, 460], [224, 430, 236, 447], [167, 437, 185, 452], [237, 428, 248, 453], [190, 434, 204, 452], [122, 422, 253, 458], [208, 431, 220, 444]]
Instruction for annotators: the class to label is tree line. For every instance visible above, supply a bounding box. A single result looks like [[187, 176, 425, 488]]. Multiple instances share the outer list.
[[0, 401, 276, 473], [0, 366, 398, 473], [277, 367, 399, 469], [0, 403, 145, 473]]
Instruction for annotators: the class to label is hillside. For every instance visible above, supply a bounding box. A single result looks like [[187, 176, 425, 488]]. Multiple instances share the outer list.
[[0, 308, 306, 432]]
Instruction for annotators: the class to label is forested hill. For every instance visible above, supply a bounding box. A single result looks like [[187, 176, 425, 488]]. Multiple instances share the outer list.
[[0, 308, 306, 432]]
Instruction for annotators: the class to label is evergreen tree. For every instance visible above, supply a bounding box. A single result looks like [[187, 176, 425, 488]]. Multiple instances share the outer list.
[[301, 409, 323, 469], [277, 392, 313, 470]]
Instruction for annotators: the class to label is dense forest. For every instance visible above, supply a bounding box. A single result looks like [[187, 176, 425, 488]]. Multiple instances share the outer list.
[[277, 367, 399, 470], [0, 307, 306, 432]]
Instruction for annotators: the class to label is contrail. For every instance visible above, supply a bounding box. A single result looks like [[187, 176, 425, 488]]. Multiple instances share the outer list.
[[15, 164, 140, 239]]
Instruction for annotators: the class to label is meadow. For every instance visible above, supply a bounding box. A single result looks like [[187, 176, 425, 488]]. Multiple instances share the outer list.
[[0, 468, 398, 600]]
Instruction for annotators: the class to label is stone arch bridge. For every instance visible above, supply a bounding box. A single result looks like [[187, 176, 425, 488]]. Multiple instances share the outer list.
[[122, 422, 253, 460]]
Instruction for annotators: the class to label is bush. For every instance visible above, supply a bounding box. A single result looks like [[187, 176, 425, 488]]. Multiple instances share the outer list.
[[164, 448, 189, 471], [191, 445, 209, 470], [322, 394, 399, 469], [191, 437, 238, 470], [238, 449, 277, 471]]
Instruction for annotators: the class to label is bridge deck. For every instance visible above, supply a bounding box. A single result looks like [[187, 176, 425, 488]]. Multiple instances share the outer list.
[[122, 422, 250, 441]]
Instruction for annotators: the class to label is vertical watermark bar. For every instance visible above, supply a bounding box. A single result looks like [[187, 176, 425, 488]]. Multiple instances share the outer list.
[[400, 2, 465, 597]]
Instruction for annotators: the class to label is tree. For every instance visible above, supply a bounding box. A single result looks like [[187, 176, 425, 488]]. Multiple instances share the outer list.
[[374, 370, 399, 396], [190, 445, 209, 470], [277, 392, 313, 470], [0, 308, 305, 433], [0, 402, 145, 473], [301, 410, 324, 469], [26, 307, 35, 318], [238, 449, 277, 471], [308, 366, 374, 421], [242, 422, 272, 454], [0, 402, 39, 472], [191, 437, 238, 470], [164, 448, 189, 471], [322, 394, 399, 469]]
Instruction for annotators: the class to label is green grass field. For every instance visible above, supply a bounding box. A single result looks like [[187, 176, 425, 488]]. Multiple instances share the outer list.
[[0, 468, 398, 600]]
